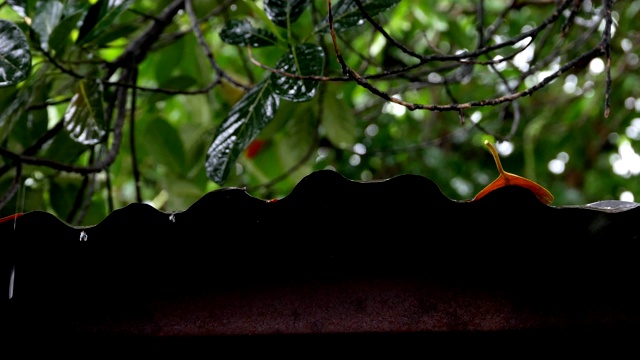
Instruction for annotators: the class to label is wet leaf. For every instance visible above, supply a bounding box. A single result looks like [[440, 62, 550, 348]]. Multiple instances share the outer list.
[[278, 101, 317, 165], [264, 0, 310, 28], [63, 79, 106, 146], [219, 19, 278, 47], [76, 0, 132, 46], [323, 86, 356, 148], [0, 19, 32, 87], [0, 88, 29, 142], [48, 10, 85, 55], [270, 44, 324, 102], [472, 141, 554, 205], [32, 0, 64, 51], [315, 0, 401, 33], [206, 79, 280, 185]]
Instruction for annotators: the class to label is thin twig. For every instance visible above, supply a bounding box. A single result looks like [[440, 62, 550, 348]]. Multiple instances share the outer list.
[[73, 171, 97, 225], [106, 0, 184, 79], [602, 0, 613, 118], [0, 71, 133, 174], [247, 46, 345, 82], [0, 162, 22, 211], [129, 67, 142, 203], [67, 149, 94, 224], [352, 0, 423, 59], [327, 0, 604, 112], [106, 78, 220, 95], [184, 0, 250, 91]]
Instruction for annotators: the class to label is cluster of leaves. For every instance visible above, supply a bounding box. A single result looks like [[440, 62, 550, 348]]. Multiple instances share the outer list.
[[0, 0, 638, 225]]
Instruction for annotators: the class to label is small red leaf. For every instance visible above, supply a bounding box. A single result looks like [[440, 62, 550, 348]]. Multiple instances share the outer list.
[[472, 141, 554, 205], [245, 139, 267, 159], [0, 213, 23, 224]]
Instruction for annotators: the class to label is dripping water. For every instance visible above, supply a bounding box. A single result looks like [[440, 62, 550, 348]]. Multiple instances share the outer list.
[[8, 177, 27, 300], [8, 266, 15, 300]]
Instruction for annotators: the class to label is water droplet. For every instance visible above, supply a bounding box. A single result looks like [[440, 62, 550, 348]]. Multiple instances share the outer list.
[[79, 230, 88, 241], [8, 265, 15, 300], [169, 213, 176, 222]]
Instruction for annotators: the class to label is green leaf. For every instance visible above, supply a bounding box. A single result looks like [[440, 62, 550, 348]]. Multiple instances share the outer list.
[[322, 85, 356, 148], [49, 179, 80, 220], [206, 79, 280, 185], [147, 75, 197, 104], [75, 0, 133, 46], [63, 79, 106, 146], [140, 117, 187, 174], [219, 19, 278, 47], [315, 0, 401, 33], [278, 101, 317, 164], [48, 10, 85, 55], [31, 0, 64, 51], [0, 19, 32, 87], [270, 44, 323, 102], [0, 88, 29, 142], [44, 127, 87, 163], [264, 0, 310, 28]]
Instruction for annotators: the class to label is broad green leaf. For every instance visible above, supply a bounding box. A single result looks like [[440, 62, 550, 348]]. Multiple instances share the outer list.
[[90, 22, 138, 47], [315, 0, 401, 33], [270, 44, 323, 102], [32, 0, 63, 51], [264, 0, 310, 28], [0, 19, 32, 87], [1, 64, 50, 144], [140, 117, 187, 174], [147, 75, 197, 104], [278, 101, 317, 165], [10, 89, 48, 148], [48, 10, 85, 55], [49, 179, 80, 220], [219, 19, 278, 47], [44, 129, 90, 164], [322, 85, 356, 148], [63, 79, 106, 146], [151, 35, 185, 85], [0, 88, 28, 142], [76, 0, 133, 46], [206, 79, 280, 185]]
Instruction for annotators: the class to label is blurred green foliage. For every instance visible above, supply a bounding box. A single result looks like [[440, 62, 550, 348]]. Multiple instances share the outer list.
[[0, 0, 639, 226]]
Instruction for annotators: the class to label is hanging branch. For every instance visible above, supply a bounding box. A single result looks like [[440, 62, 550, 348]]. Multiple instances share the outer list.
[[105, 0, 184, 79], [0, 71, 132, 174], [326, 0, 605, 113], [184, 0, 249, 91], [128, 67, 142, 203], [66, 148, 95, 224], [0, 162, 22, 210], [602, 0, 613, 118]]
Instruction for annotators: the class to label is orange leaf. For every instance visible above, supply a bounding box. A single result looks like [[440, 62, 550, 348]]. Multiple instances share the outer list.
[[472, 140, 554, 205]]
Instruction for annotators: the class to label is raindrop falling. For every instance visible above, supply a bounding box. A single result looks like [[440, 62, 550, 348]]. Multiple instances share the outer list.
[[79, 230, 88, 241], [169, 213, 176, 223], [8, 265, 15, 300]]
